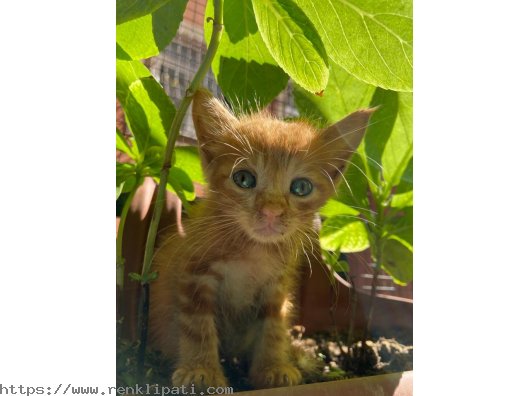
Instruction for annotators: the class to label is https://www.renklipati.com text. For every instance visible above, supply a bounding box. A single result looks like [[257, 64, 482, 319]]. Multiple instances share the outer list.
[[0, 384, 234, 396]]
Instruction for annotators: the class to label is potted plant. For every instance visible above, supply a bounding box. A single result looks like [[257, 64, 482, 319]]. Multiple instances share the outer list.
[[116, 0, 412, 392]]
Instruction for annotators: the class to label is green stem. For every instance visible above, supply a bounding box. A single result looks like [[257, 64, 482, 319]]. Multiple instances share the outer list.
[[139, 0, 224, 283], [359, 196, 385, 370], [135, 0, 224, 377], [116, 186, 138, 290]]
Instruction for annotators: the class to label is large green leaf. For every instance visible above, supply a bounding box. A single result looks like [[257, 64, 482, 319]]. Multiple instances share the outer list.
[[116, 60, 175, 152], [320, 216, 369, 253], [117, 0, 172, 25], [252, 0, 329, 93], [294, 0, 412, 91], [117, 0, 188, 60], [381, 236, 412, 285], [204, 0, 289, 111]]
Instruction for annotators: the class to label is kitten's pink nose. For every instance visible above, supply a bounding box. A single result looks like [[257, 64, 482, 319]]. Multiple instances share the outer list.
[[261, 207, 283, 223]]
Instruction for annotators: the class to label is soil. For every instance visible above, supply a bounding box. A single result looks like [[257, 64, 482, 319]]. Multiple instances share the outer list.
[[117, 327, 413, 392]]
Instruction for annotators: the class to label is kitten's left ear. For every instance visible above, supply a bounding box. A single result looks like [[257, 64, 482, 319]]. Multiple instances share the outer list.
[[315, 108, 377, 182]]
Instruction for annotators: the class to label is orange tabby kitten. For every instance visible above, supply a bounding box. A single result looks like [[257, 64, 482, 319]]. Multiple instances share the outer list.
[[149, 89, 374, 389]]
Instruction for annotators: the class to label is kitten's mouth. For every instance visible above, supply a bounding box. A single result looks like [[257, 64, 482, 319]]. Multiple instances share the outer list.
[[250, 223, 287, 242], [254, 224, 283, 236]]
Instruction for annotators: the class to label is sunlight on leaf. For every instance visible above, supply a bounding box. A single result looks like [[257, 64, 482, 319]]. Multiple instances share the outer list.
[[320, 216, 370, 253], [252, 0, 329, 93], [294, 0, 412, 91], [117, 0, 188, 60], [117, 0, 172, 25]]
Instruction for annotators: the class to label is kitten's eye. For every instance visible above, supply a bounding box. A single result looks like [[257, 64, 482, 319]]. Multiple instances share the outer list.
[[232, 170, 256, 189], [290, 178, 313, 197]]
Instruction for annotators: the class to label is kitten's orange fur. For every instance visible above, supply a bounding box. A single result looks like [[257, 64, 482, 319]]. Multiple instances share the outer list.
[[149, 89, 374, 389]]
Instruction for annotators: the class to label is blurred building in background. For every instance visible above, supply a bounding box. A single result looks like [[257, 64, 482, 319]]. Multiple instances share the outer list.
[[149, 0, 298, 142]]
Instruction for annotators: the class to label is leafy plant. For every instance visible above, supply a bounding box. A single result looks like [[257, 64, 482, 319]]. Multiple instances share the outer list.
[[295, 63, 413, 362], [116, 0, 412, 378]]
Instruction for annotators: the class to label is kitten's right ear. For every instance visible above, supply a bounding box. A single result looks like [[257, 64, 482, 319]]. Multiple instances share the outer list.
[[192, 88, 238, 166]]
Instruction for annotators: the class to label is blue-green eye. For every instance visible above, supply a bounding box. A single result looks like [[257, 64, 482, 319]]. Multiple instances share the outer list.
[[233, 170, 256, 189], [290, 178, 313, 197]]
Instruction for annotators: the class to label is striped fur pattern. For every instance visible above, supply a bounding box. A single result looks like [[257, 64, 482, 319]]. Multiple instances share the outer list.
[[149, 89, 374, 389]]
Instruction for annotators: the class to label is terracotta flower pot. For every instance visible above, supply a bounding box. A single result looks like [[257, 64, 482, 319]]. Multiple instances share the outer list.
[[236, 371, 413, 396]]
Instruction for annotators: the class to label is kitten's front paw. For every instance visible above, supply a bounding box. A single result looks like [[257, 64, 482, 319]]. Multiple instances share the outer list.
[[250, 364, 301, 388], [171, 365, 228, 389]]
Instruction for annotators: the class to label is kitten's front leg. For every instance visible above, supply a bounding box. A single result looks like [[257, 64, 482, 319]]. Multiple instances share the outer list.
[[249, 289, 301, 388], [172, 273, 228, 389]]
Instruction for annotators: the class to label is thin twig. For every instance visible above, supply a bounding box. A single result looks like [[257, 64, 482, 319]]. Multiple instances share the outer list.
[[135, 0, 224, 377]]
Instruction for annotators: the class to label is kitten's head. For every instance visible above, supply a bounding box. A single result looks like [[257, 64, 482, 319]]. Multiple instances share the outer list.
[[192, 89, 374, 244]]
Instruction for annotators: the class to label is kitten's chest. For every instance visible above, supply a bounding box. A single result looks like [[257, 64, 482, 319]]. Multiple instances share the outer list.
[[212, 249, 283, 312]]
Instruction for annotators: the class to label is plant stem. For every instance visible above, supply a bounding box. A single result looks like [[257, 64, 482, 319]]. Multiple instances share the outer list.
[[359, 197, 385, 370], [346, 275, 358, 346], [135, 0, 224, 377], [116, 187, 138, 290], [116, 186, 138, 340], [137, 283, 150, 382], [139, 0, 224, 284]]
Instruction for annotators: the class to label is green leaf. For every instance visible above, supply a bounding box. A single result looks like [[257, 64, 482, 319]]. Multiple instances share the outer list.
[[319, 198, 359, 218], [359, 88, 413, 196], [390, 157, 412, 208], [293, 61, 376, 125], [143, 146, 165, 171], [380, 92, 412, 193], [116, 60, 175, 153], [117, 0, 188, 60], [116, 0, 172, 25], [335, 153, 372, 212], [128, 272, 142, 281], [321, 250, 348, 276], [116, 182, 124, 200], [173, 146, 205, 184], [152, 169, 192, 210], [117, 162, 139, 197], [167, 167, 195, 201], [116, 162, 136, 186], [385, 206, 412, 249], [320, 216, 369, 253], [252, 0, 329, 93], [329, 258, 349, 274], [381, 236, 412, 285], [294, 0, 413, 91], [204, 0, 289, 111], [391, 190, 413, 208], [116, 129, 139, 160]]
